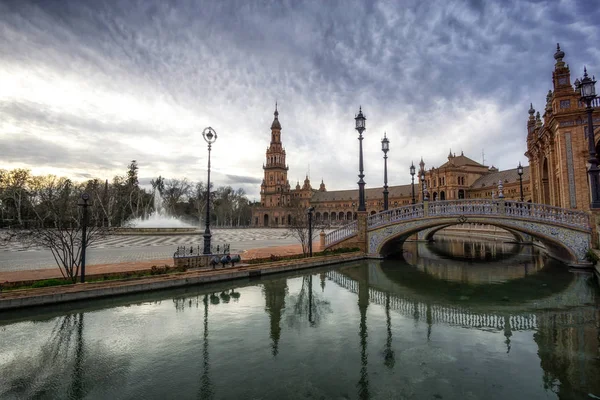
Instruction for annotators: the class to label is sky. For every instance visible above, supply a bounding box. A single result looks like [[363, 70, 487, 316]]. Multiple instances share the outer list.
[[1, 0, 599, 201]]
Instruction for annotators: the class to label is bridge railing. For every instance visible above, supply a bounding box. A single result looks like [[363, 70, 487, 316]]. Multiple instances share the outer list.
[[504, 201, 589, 229], [428, 199, 497, 216], [325, 220, 358, 246], [427, 199, 590, 230], [367, 203, 424, 228]]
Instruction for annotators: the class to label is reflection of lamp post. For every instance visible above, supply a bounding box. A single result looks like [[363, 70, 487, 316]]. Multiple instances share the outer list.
[[420, 171, 426, 202], [410, 162, 416, 204], [575, 67, 600, 208], [77, 193, 90, 283], [381, 133, 389, 211], [517, 162, 524, 202], [202, 127, 218, 254], [355, 107, 366, 212], [307, 206, 315, 257]]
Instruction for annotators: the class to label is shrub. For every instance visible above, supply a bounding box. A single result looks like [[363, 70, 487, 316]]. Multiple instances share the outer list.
[[585, 248, 599, 263], [31, 279, 71, 289]]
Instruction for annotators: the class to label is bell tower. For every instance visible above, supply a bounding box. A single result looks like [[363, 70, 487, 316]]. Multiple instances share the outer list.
[[261, 104, 290, 208]]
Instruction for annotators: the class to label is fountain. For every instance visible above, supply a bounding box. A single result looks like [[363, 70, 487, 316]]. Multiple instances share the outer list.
[[117, 190, 199, 235]]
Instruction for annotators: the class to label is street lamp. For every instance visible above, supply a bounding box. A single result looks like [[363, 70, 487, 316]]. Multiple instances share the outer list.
[[575, 67, 600, 208], [410, 162, 416, 204], [355, 107, 366, 212], [202, 127, 218, 254], [307, 206, 315, 257], [517, 162, 524, 202], [77, 193, 90, 283], [381, 133, 389, 211], [420, 171, 426, 202]]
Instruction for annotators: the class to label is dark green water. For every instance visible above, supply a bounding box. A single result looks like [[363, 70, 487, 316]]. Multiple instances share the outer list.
[[1, 237, 599, 400]]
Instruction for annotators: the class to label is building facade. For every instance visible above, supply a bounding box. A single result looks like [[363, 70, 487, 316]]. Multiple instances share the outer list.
[[525, 44, 600, 210], [253, 109, 532, 227]]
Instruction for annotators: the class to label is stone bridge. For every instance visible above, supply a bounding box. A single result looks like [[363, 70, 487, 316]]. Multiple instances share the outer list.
[[323, 199, 592, 266]]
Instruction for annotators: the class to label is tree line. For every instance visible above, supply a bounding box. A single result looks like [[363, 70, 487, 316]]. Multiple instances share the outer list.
[[0, 160, 255, 229]]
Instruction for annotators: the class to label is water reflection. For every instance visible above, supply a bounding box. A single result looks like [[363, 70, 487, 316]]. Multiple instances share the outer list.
[[0, 238, 599, 399], [403, 235, 542, 284], [199, 295, 213, 400]]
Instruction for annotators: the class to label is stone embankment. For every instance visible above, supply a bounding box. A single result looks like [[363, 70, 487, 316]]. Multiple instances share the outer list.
[[0, 250, 364, 311]]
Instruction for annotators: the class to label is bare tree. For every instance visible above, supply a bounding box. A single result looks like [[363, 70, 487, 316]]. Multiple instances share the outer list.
[[3, 177, 108, 282], [162, 178, 191, 215], [286, 199, 328, 256]]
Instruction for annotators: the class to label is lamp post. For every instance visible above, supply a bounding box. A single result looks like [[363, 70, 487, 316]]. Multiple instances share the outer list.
[[410, 162, 416, 204], [77, 193, 90, 283], [381, 133, 389, 211], [307, 206, 315, 257], [420, 171, 426, 202], [202, 127, 218, 254], [575, 68, 600, 209], [517, 162, 524, 202], [355, 107, 366, 212]]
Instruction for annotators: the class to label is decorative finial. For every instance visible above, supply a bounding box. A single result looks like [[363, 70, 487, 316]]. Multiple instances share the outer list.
[[274, 101, 279, 117], [584, 66, 588, 78], [554, 43, 565, 62], [448, 149, 453, 158], [536, 111, 541, 120], [529, 103, 535, 115]]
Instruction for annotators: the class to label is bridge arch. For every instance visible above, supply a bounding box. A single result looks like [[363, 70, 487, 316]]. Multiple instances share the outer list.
[[324, 200, 592, 267], [372, 217, 587, 265], [421, 223, 525, 243]]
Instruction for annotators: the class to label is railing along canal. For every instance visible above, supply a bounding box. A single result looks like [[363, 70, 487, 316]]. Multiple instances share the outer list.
[[324, 220, 358, 246], [326, 270, 538, 331]]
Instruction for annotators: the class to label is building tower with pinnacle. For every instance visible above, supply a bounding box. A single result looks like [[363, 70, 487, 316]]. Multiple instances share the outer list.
[[253, 105, 323, 226]]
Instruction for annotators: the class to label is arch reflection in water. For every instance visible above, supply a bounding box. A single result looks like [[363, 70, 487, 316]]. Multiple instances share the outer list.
[[402, 235, 544, 284]]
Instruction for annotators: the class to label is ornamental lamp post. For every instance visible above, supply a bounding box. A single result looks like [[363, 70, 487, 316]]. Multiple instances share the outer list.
[[381, 133, 389, 211], [420, 171, 426, 202], [355, 107, 367, 212], [202, 127, 218, 254], [77, 193, 90, 283], [517, 162, 524, 202], [307, 206, 315, 257], [575, 67, 600, 209], [410, 162, 416, 204]]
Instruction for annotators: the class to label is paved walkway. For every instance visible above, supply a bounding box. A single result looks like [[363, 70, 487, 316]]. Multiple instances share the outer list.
[[0, 228, 304, 271], [0, 243, 315, 283]]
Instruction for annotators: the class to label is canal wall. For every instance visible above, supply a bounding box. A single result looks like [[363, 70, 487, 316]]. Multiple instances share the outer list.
[[0, 253, 365, 311]]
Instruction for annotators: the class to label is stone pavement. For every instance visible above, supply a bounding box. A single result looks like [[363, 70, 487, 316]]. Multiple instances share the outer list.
[[0, 242, 315, 283], [0, 228, 303, 271]]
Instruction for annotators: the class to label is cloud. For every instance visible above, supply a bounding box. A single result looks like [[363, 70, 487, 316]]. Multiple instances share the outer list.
[[0, 0, 599, 201]]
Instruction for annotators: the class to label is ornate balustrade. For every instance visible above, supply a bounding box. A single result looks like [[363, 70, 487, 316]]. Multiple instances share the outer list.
[[427, 200, 589, 230], [367, 204, 424, 228], [324, 199, 590, 248], [504, 201, 589, 229], [325, 220, 357, 246]]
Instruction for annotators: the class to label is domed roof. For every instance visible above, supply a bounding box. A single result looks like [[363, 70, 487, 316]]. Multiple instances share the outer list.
[[271, 103, 281, 130]]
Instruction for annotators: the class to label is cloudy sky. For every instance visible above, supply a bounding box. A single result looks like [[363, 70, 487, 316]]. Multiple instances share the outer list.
[[1, 0, 599, 200]]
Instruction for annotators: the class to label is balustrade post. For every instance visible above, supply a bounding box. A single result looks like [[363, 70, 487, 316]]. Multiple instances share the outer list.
[[320, 230, 326, 250], [498, 199, 506, 215], [357, 211, 368, 252], [423, 201, 429, 217]]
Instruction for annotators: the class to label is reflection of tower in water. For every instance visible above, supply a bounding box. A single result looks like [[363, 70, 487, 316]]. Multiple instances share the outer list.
[[533, 307, 600, 398], [263, 279, 288, 356]]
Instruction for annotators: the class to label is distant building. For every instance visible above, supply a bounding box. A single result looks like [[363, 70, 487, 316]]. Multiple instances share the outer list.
[[525, 44, 600, 210], [252, 108, 531, 227]]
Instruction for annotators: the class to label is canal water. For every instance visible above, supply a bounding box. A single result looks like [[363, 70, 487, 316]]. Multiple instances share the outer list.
[[1, 236, 599, 400]]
